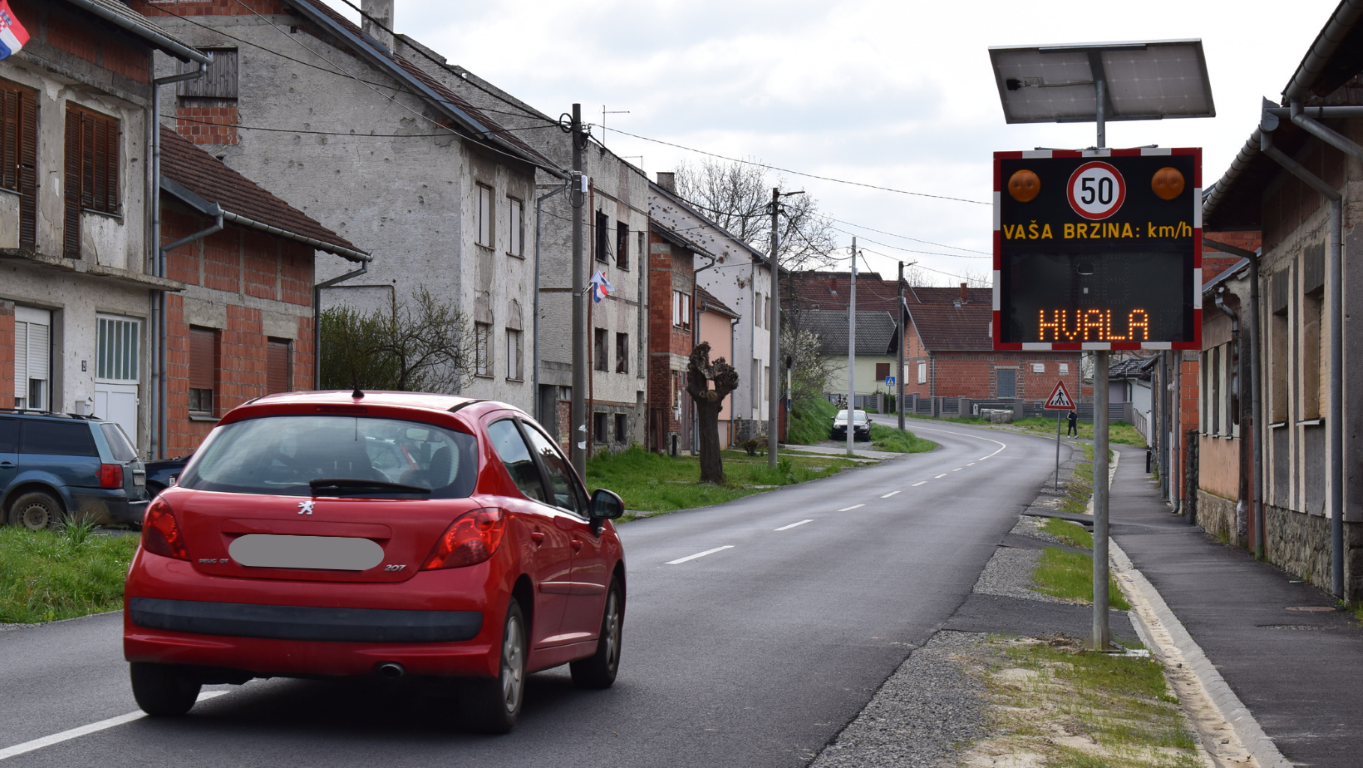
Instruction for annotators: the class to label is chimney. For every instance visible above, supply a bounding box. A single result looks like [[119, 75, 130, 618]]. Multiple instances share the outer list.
[[656, 171, 676, 193], [960, 282, 969, 303], [362, 0, 395, 51]]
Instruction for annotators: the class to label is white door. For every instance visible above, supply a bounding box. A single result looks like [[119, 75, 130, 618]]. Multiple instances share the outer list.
[[94, 315, 141, 449]]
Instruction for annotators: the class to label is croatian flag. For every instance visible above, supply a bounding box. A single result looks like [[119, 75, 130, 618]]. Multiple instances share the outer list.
[[590, 270, 614, 303], [0, 2, 29, 61]]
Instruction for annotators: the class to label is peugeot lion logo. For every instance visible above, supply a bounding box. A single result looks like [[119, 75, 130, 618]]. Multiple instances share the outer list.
[[298, 500, 315, 515]]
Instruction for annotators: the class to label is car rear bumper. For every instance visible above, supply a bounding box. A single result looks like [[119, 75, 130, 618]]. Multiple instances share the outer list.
[[68, 490, 147, 526], [124, 551, 503, 679]]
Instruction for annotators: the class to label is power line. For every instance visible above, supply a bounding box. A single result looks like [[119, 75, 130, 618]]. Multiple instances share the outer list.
[[818, 214, 992, 256], [169, 112, 560, 137], [606, 127, 990, 206], [827, 226, 991, 259]]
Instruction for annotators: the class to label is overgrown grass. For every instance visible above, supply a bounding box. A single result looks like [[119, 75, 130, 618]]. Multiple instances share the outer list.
[[911, 413, 1146, 446], [1032, 547, 1129, 609], [586, 445, 861, 516], [786, 397, 838, 445], [868, 423, 937, 454], [1061, 442, 1096, 514], [1042, 517, 1094, 549], [985, 639, 1201, 767], [0, 521, 139, 624]]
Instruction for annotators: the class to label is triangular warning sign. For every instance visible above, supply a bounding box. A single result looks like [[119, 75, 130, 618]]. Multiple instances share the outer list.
[[1044, 380, 1075, 410]]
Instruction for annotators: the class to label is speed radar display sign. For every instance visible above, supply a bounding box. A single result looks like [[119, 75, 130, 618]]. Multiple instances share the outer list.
[[992, 149, 1201, 351]]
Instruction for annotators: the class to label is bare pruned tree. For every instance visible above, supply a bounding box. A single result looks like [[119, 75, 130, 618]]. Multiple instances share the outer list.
[[320, 287, 477, 393], [674, 157, 837, 272], [685, 342, 740, 484]]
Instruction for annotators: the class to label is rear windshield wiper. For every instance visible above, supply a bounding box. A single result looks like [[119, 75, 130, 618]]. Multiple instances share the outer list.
[[308, 478, 432, 495]]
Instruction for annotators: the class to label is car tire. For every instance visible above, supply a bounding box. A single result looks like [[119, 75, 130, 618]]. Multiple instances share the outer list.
[[570, 578, 623, 690], [130, 663, 201, 717], [461, 598, 526, 734], [8, 490, 65, 531]]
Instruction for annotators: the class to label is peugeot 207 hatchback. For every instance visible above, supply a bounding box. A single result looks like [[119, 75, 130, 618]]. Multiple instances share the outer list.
[[123, 391, 626, 733]]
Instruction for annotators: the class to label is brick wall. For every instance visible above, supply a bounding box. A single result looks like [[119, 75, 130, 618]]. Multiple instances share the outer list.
[[176, 105, 240, 145], [41, 2, 152, 84], [647, 236, 696, 450], [927, 352, 1082, 401], [130, 0, 287, 17], [161, 204, 316, 455], [0, 301, 12, 409], [1203, 230, 1262, 283]]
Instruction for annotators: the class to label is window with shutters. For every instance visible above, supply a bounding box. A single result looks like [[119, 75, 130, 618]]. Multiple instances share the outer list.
[[14, 306, 50, 411], [266, 339, 291, 394], [875, 362, 890, 381], [505, 329, 522, 380], [476, 184, 493, 248], [917, 362, 927, 384], [64, 105, 120, 258], [189, 327, 217, 416], [0, 79, 37, 249], [474, 322, 492, 377], [507, 196, 523, 257], [616, 221, 629, 270], [96, 316, 139, 383]]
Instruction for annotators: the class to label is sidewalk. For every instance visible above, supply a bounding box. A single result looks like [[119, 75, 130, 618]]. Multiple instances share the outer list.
[[1109, 443, 1363, 768]]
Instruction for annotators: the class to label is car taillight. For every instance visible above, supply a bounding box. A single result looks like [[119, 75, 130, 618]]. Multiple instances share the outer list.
[[98, 463, 124, 489], [142, 498, 189, 561], [421, 508, 506, 570]]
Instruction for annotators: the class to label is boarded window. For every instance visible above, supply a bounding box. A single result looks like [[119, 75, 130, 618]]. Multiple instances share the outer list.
[[616, 333, 628, 374], [189, 327, 216, 415], [177, 49, 238, 99], [267, 338, 290, 394], [996, 368, 1017, 398], [64, 105, 119, 256], [594, 329, 608, 372], [506, 329, 522, 380], [0, 79, 37, 248], [474, 323, 492, 376], [616, 220, 629, 270]]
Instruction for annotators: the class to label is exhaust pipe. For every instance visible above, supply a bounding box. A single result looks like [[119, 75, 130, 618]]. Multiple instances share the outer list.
[[376, 662, 405, 679]]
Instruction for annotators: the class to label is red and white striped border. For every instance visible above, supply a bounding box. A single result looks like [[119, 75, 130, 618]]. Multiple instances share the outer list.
[[992, 147, 1202, 352]]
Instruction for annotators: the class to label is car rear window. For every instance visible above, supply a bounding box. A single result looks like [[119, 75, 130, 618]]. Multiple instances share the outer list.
[[178, 415, 478, 498], [100, 423, 138, 463], [20, 421, 99, 457]]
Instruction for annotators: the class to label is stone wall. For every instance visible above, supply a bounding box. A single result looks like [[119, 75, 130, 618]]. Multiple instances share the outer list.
[[1196, 490, 1240, 548], [1265, 504, 1333, 592]]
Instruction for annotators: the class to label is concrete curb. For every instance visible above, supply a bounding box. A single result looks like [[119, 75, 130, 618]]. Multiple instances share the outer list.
[[1102, 456, 1292, 768]]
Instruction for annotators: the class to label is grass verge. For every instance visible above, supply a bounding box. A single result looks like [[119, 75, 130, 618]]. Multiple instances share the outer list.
[[586, 445, 862, 518], [0, 521, 139, 624], [867, 423, 937, 453], [1042, 517, 1094, 549], [911, 413, 1146, 446], [1032, 547, 1130, 610], [961, 635, 1201, 768], [786, 397, 838, 445]]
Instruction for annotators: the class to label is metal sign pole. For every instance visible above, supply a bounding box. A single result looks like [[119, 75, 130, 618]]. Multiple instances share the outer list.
[[1056, 410, 1062, 493], [1090, 98, 1111, 651]]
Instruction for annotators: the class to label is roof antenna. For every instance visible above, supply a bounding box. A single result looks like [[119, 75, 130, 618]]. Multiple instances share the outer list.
[[351, 375, 364, 400]]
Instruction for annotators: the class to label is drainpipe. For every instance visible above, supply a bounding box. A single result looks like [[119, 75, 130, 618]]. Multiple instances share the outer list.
[[313, 262, 370, 390], [157, 209, 223, 457], [1260, 117, 1347, 597], [533, 177, 571, 423], [1215, 286, 1243, 535], [1206, 239, 1265, 558], [149, 58, 210, 460]]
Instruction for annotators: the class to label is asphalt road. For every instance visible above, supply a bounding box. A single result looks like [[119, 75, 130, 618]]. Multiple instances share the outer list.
[[0, 420, 1066, 768]]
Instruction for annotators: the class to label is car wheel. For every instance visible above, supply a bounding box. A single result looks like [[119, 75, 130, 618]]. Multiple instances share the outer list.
[[570, 578, 623, 690], [461, 598, 526, 734], [8, 490, 65, 531], [130, 663, 202, 717]]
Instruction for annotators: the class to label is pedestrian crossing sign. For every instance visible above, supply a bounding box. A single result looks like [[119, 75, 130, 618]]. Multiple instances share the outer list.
[[1044, 380, 1075, 410]]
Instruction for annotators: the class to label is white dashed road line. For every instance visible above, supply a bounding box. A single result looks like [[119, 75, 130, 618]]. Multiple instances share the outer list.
[[666, 545, 734, 565], [774, 520, 813, 531], [880, 491, 901, 498], [912, 481, 927, 487], [0, 691, 229, 761], [837, 504, 865, 512], [952, 468, 963, 471], [934, 474, 947, 479]]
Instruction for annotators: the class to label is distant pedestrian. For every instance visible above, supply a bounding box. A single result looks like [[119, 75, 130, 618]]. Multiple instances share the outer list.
[[1066, 411, 1078, 437]]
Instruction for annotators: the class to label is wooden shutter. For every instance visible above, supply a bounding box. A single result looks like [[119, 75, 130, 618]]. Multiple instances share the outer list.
[[17, 89, 35, 248], [104, 118, 118, 213], [63, 109, 80, 257], [876, 363, 890, 380], [0, 89, 16, 192], [266, 340, 289, 394], [80, 112, 95, 211], [189, 328, 215, 391]]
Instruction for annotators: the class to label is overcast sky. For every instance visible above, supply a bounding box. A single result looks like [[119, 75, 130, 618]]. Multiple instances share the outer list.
[[321, 0, 1332, 285]]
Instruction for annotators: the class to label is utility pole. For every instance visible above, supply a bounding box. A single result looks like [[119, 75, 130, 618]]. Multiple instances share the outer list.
[[570, 104, 588, 476], [768, 187, 781, 468], [897, 261, 906, 432], [847, 238, 857, 457], [1091, 96, 1111, 652]]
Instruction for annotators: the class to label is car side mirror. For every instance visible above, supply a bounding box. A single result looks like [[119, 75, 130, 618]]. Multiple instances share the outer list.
[[589, 488, 625, 520]]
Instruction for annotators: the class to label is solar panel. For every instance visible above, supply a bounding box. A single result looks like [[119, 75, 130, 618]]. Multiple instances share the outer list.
[[989, 40, 1215, 124]]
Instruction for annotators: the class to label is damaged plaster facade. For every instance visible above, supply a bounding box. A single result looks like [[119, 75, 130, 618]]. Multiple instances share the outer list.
[[139, 0, 544, 414]]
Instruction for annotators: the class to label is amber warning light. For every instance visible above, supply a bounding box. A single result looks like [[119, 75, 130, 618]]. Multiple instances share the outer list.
[[992, 148, 1201, 351]]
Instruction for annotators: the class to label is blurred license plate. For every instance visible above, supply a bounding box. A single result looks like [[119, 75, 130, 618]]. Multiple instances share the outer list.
[[132, 471, 146, 486], [228, 534, 385, 571]]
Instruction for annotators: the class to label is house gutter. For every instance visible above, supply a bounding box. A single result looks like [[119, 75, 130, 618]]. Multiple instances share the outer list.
[[533, 177, 571, 423], [1281, 0, 1363, 105], [219, 211, 371, 262], [155, 210, 223, 458], [1259, 122, 1348, 596], [1206, 241, 1265, 558]]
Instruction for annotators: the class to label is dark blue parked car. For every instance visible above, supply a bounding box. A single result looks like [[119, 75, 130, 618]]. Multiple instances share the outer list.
[[0, 410, 148, 530]]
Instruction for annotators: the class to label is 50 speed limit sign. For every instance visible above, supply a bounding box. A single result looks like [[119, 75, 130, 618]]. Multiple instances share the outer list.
[[1066, 161, 1126, 220]]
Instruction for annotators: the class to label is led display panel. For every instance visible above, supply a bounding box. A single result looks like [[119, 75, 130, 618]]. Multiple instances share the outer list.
[[992, 148, 1201, 351]]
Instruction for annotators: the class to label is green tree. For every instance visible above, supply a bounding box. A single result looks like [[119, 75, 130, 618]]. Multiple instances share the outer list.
[[320, 288, 477, 393]]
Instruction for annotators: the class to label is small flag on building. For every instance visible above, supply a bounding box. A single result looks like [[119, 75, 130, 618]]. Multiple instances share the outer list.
[[589, 270, 613, 303], [0, 2, 30, 61]]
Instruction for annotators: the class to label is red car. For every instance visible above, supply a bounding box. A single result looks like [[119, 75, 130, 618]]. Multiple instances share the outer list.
[[123, 391, 625, 733]]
